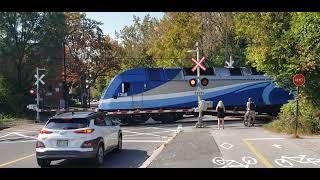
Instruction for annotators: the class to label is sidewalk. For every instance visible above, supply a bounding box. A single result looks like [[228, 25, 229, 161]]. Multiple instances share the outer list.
[[148, 127, 221, 168]]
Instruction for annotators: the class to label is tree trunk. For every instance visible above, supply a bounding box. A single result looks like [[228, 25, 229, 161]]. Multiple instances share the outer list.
[[80, 76, 87, 108], [17, 64, 22, 91]]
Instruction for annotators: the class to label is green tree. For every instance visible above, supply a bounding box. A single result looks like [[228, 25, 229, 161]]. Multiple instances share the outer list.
[[149, 12, 202, 67], [116, 14, 159, 69], [65, 13, 122, 107]]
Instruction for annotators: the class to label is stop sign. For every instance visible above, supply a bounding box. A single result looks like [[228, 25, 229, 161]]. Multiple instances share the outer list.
[[293, 74, 305, 87]]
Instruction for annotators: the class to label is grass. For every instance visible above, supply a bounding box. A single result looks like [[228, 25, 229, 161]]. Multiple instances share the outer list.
[[263, 118, 320, 136], [0, 114, 34, 128]]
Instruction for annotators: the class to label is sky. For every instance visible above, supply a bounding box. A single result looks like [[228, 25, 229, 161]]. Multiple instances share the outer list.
[[85, 12, 164, 40]]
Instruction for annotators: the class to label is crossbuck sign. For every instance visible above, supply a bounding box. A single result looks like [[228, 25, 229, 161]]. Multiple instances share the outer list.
[[34, 74, 45, 85], [191, 57, 206, 72]]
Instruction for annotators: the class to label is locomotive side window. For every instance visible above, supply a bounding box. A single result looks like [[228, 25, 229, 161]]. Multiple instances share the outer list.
[[184, 68, 214, 76], [229, 68, 242, 76], [183, 68, 197, 76], [201, 68, 215, 75], [121, 82, 130, 93]]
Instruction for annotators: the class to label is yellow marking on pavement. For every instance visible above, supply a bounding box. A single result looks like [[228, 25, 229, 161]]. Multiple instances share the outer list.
[[242, 139, 273, 168], [0, 153, 35, 167]]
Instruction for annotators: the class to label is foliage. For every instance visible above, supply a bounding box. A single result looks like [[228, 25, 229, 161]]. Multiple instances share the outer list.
[[149, 12, 202, 67], [116, 14, 159, 69], [236, 12, 320, 134], [265, 97, 320, 135], [65, 13, 122, 106]]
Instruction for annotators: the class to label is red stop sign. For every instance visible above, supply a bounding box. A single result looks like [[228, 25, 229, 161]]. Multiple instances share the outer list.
[[293, 74, 305, 87]]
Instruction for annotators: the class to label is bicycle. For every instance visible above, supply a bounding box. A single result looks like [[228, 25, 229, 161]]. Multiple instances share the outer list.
[[243, 111, 255, 127]]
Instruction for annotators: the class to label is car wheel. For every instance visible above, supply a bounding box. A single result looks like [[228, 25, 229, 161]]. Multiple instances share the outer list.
[[94, 144, 104, 166], [115, 135, 122, 152], [37, 158, 51, 168]]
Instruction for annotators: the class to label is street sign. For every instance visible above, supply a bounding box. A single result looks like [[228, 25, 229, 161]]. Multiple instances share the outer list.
[[191, 57, 206, 72], [34, 74, 45, 85], [293, 74, 305, 87]]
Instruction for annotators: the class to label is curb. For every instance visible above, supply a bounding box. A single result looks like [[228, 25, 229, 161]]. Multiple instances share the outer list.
[[139, 124, 183, 168]]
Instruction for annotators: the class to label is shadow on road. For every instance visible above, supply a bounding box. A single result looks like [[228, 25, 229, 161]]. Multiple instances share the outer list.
[[48, 149, 148, 168]]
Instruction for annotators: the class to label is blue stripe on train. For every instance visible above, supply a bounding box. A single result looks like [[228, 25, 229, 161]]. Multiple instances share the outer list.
[[99, 81, 292, 110]]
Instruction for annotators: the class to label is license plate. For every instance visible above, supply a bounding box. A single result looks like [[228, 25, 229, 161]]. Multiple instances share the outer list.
[[57, 140, 68, 147]]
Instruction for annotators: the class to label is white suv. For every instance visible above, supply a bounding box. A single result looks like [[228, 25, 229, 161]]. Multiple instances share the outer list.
[[36, 111, 122, 167]]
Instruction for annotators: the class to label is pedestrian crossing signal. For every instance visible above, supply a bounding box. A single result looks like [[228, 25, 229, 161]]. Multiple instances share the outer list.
[[201, 78, 209, 86], [189, 78, 197, 87]]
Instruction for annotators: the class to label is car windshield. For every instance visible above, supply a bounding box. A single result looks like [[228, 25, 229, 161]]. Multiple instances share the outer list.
[[45, 118, 89, 130]]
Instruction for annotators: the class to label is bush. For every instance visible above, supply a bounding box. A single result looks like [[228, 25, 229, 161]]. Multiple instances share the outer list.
[[265, 97, 320, 135]]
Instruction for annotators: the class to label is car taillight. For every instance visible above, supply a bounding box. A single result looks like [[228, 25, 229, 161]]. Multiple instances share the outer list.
[[40, 129, 52, 134], [81, 141, 94, 148], [36, 141, 45, 148], [74, 129, 95, 134]]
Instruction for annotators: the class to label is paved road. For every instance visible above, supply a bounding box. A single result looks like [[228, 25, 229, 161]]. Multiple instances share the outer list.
[[1, 115, 320, 168], [0, 123, 180, 168], [148, 119, 320, 168]]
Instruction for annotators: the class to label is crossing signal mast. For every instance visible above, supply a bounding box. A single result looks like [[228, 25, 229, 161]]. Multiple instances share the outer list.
[[187, 42, 209, 128]]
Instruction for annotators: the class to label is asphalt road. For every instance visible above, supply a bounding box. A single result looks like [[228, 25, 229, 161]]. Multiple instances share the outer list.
[[1, 115, 320, 168], [0, 122, 180, 168], [148, 119, 320, 168]]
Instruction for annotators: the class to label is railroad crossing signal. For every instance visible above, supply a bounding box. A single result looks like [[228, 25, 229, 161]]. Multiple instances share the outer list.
[[191, 57, 206, 72], [34, 74, 45, 85], [29, 88, 36, 96], [201, 78, 209, 86], [189, 78, 209, 87], [189, 78, 197, 87]]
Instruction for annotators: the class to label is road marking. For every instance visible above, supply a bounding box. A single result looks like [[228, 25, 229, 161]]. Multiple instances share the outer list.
[[212, 156, 258, 168], [274, 155, 320, 167], [272, 144, 282, 149], [0, 153, 35, 167], [0, 140, 37, 144], [245, 137, 284, 141], [0, 132, 14, 139], [242, 139, 273, 168], [123, 140, 168, 143], [123, 130, 168, 138], [140, 124, 182, 168], [220, 142, 234, 150], [13, 132, 37, 139]]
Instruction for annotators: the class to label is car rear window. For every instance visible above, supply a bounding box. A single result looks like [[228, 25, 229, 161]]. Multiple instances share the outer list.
[[45, 118, 89, 130]]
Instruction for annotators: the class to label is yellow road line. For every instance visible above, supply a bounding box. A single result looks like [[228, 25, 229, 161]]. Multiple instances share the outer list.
[[0, 153, 35, 167], [242, 139, 273, 168]]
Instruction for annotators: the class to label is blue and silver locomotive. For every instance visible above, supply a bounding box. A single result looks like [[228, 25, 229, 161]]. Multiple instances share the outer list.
[[99, 67, 293, 123]]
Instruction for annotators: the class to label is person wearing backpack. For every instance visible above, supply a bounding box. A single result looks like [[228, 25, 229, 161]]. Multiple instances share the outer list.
[[245, 98, 256, 127]]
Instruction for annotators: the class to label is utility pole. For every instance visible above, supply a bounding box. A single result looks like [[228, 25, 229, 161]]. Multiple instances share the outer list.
[[63, 41, 69, 111]]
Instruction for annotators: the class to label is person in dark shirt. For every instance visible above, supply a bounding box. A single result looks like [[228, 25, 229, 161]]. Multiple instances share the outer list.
[[216, 100, 226, 129]]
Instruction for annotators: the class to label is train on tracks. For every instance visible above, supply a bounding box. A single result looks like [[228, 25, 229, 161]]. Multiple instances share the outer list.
[[98, 67, 293, 124]]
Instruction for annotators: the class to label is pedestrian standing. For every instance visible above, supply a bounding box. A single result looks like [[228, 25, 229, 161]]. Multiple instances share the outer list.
[[216, 100, 226, 129]]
